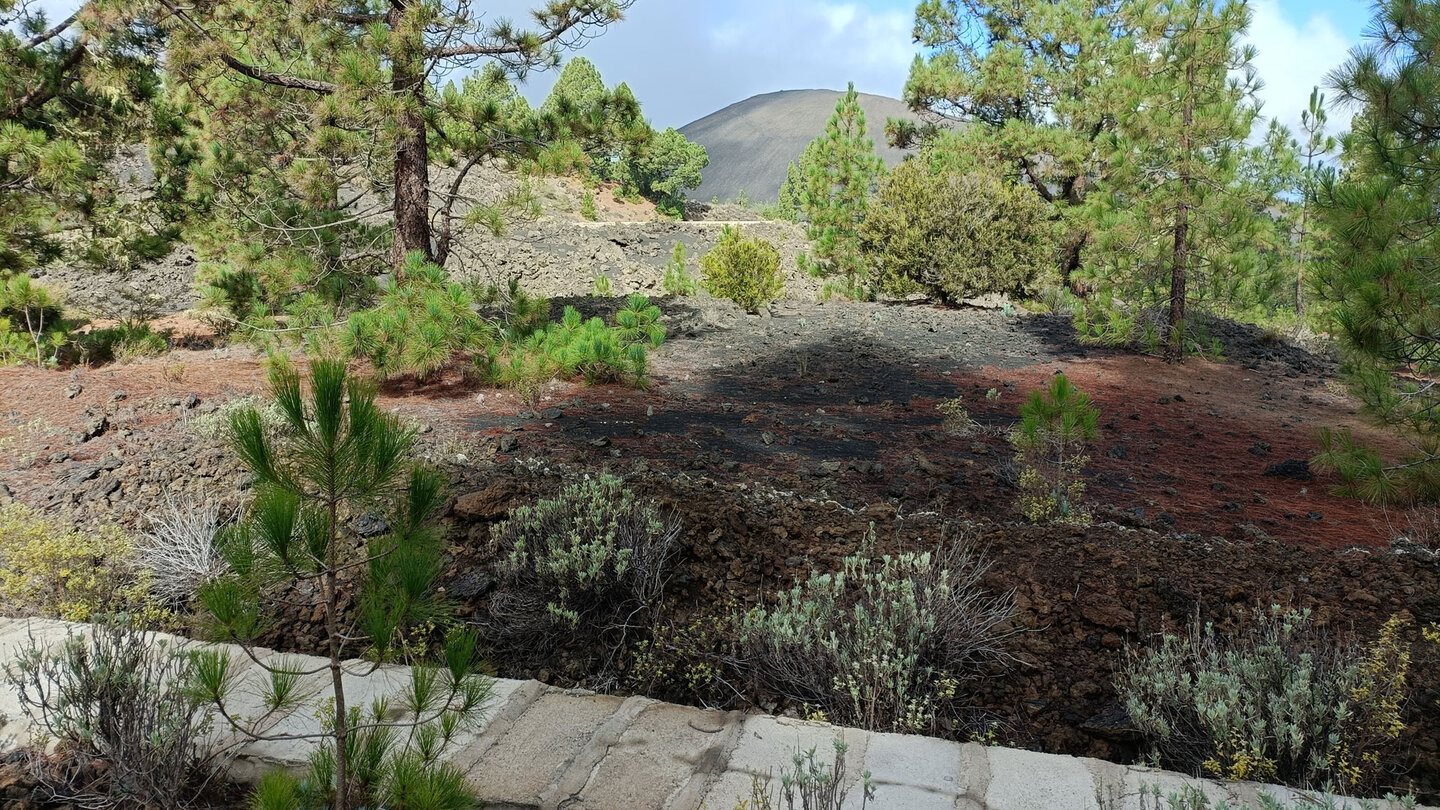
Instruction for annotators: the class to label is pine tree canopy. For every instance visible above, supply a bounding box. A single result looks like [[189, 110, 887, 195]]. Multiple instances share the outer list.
[[1312, 0, 1440, 502]]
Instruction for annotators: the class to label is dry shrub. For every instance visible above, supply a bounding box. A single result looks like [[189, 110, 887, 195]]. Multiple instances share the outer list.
[[1119, 606, 1411, 793], [136, 491, 231, 605], [4, 618, 231, 810], [740, 530, 1016, 733], [487, 474, 681, 687]]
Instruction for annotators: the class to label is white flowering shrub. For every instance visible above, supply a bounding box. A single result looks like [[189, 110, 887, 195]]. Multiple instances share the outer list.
[[186, 395, 285, 440], [489, 474, 681, 686], [740, 531, 1015, 733]]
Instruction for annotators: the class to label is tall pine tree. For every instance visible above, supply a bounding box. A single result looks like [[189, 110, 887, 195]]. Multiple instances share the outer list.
[[1313, 0, 1440, 502], [1, 1, 167, 276], [160, 0, 632, 276], [1091, 0, 1263, 360], [1294, 86, 1336, 317], [900, 0, 1128, 280], [792, 83, 885, 292]]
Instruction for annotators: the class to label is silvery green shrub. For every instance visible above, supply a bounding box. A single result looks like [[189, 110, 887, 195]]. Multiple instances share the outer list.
[[740, 531, 1015, 733]]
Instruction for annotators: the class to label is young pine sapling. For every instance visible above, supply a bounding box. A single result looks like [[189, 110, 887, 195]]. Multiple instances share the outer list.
[[193, 358, 492, 810]]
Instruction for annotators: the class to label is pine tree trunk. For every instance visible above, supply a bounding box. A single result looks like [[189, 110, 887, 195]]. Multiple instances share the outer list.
[[1295, 204, 1308, 317], [390, 0, 433, 275], [1167, 62, 1196, 364], [323, 497, 351, 810]]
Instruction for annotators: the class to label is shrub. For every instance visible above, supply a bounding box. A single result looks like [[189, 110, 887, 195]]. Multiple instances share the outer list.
[[489, 474, 681, 687], [591, 273, 614, 297], [736, 737, 874, 810], [342, 254, 490, 381], [580, 190, 598, 221], [662, 242, 698, 296], [78, 320, 169, 364], [862, 162, 1055, 303], [937, 397, 980, 437], [1009, 373, 1099, 523], [1134, 784, 1418, 810], [701, 225, 783, 313], [135, 491, 230, 605], [187, 394, 286, 440], [484, 296, 664, 389], [740, 533, 1015, 733], [4, 618, 228, 810], [626, 614, 732, 705], [1118, 607, 1412, 793], [475, 277, 550, 342], [0, 504, 165, 623]]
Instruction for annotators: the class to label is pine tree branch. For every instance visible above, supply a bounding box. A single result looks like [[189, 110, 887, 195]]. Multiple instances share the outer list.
[[429, 7, 617, 60], [322, 9, 384, 25], [21, 7, 83, 49], [218, 53, 338, 94], [7, 36, 89, 118], [156, 0, 338, 94]]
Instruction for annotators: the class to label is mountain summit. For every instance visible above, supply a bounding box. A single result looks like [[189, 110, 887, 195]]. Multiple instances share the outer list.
[[678, 89, 917, 205]]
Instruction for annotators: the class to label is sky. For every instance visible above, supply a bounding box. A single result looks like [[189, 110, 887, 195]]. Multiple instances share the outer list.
[[32, 0, 1373, 135], [488, 0, 1370, 136]]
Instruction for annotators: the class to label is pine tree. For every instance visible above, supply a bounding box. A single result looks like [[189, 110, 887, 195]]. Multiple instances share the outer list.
[[542, 55, 608, 117], [901, 0, 1129, 280], [794, 83, 885, 292], [1294, 87, 1336, 317], [628, 127, 708, 203], [774, 160, 802, 222], [540, 58, 705, 205], [195, 359, 492, 810], [1312, 0, 1440, 503], [1093, 0, 1263, 360], [1, 2, 167, 275], [160, 1, 633, 276]]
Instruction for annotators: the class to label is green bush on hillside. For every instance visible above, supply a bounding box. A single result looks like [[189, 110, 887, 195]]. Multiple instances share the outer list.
[[342, 255, 491, 381], [701, 226, 783, 313], [482, 294, 665, 391], [862, 161, 1055, 303]]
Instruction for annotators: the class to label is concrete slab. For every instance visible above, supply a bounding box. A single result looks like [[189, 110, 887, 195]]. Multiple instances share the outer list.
[[0, 619, 1435, 810], [452, 679, 548, 777], [466, 691, 627, 808], [860, 732, 967, 810], [571, 702, 741, 810], [0, 619, 93, 750], [983, 746, 1101, 810], [699, 716, 871, 810]]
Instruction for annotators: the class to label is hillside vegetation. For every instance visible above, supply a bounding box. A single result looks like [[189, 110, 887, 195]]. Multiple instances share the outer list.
[[2, 1, 1440, 809]]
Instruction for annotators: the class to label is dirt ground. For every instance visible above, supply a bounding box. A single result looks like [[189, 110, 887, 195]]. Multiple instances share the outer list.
[[1, 299, 1437, 797]]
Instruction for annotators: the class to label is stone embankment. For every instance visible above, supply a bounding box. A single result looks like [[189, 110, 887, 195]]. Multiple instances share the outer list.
[[0, 618, 1425, 810]]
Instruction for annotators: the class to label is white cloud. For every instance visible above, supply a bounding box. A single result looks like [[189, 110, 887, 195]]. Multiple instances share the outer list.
[[701, 1, 913, 89], [1245, 0, 1355, 137]]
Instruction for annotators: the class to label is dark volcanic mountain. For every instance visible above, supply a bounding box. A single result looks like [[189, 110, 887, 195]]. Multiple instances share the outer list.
[[678, 89, 918, 205]]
